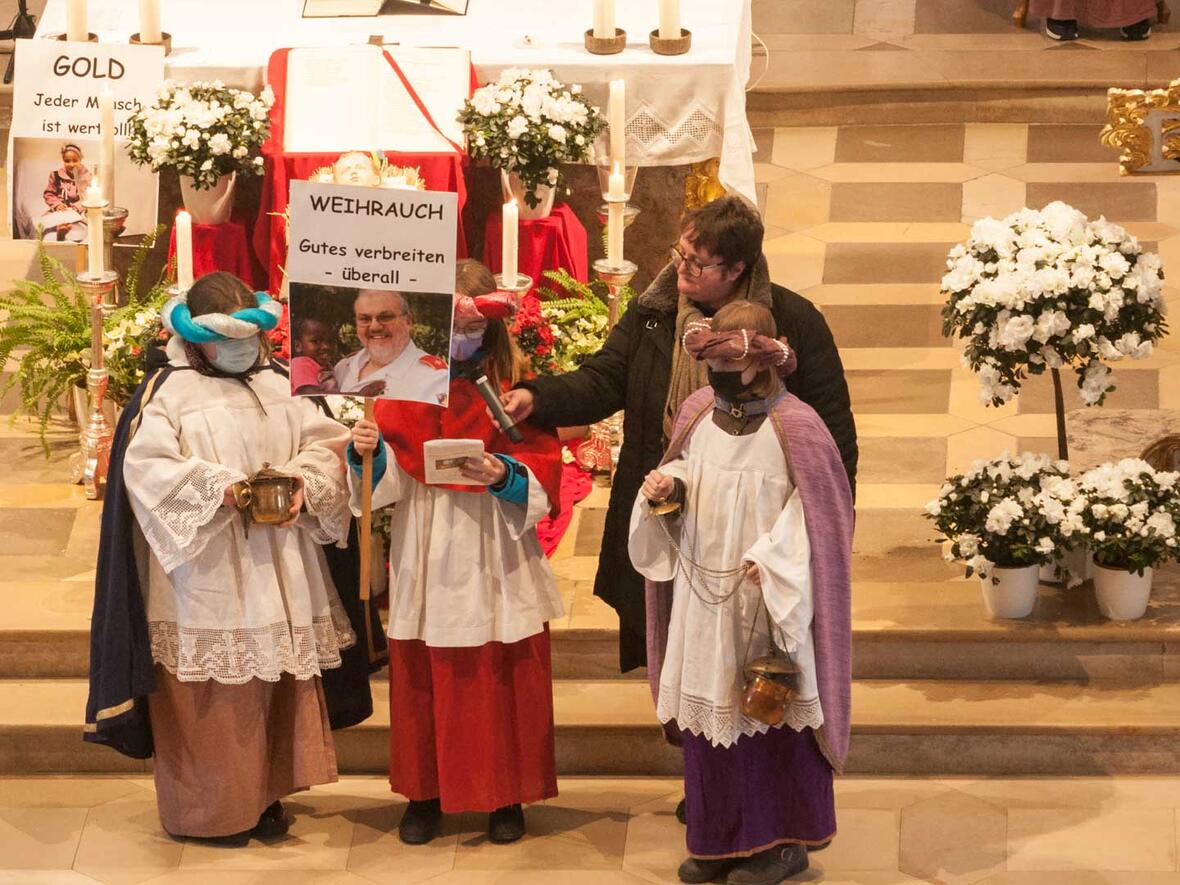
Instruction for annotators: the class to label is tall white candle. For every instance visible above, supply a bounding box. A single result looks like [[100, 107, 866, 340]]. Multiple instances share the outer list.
[[66, 0, 87, 41], [139, 0, 162, 43], [175, 211, 193, 292], [607, 163, 624, 267], [99, 90, 115, 209], [608, 79, 625, 170], [86, 185, 104, 277], [502, 199, 519, 286], [592, 0, 615, 38], [659, 0, 681, 39]]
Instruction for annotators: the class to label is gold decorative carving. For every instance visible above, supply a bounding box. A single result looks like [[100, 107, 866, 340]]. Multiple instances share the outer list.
[[684, 158, 725, 213], [1102, 79, 1180, 175]]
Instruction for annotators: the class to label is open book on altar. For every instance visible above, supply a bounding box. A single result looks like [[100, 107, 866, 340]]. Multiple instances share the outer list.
[[303, 0, 469, 16], [283, 44, 469, 154]]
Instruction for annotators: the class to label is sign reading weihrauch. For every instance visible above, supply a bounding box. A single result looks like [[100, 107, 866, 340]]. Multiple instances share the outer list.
[[287, 180, 457, 291], [8, 39, 164, 240], [285, 180, 457, 406]]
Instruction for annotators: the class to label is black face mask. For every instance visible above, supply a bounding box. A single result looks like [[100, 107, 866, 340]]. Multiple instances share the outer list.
[[707, 367, 750, 400]]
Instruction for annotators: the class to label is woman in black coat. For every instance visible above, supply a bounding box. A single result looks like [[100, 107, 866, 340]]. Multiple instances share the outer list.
[[504, 197, 857, 672]]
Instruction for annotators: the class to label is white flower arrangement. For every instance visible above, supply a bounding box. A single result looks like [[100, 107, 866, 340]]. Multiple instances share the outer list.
[[1077, 458, 1180, 575], [941, 202, 1168, 407], [457, 68, 605, 208], [126, 80, 275, 189], [924, 452, 1087, 578]]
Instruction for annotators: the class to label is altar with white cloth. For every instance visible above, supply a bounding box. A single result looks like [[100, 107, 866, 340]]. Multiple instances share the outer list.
[[35, 0, 756, 201]]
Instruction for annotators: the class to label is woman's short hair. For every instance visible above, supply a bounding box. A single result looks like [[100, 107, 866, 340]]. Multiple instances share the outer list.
[[680, 195, 764, 283]]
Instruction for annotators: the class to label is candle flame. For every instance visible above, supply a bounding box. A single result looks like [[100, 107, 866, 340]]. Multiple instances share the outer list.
[[509, 198, 517, 207]]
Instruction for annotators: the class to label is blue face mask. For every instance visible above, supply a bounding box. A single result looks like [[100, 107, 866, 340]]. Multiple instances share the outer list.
[[450, 329, 485, 361], [209, 337, 260, 374]]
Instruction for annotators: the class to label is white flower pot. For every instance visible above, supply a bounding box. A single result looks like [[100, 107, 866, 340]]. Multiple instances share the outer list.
[[1038, 546, 1090, 587], [980, 565, 1039, 619], [1093, 563, 1153, 621], [500, 169, 556, 219], [179, 172, 237, 224]]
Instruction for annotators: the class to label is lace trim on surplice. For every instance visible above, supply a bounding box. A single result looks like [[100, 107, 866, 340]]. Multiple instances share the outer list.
[[657, 690, 824, 748], [300, 464, 350, 545], [149, 600, 357, 684], [143, 464, 243, 573]]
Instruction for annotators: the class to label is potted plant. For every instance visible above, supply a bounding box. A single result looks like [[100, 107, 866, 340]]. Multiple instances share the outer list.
[[0, 227, 172, 453], [925, 453, 1087, 618], [126, 79, 275, 223], [458, 68, 605, 217], [534, 267, 634, 373], [1077, 458, 1179, 620]]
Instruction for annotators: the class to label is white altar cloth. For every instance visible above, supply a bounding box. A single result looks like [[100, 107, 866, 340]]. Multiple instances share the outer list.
[[35, 0, 756, 200]]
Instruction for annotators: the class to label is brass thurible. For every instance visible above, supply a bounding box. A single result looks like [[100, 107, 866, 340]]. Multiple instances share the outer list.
[[233, 463, 300, 537]]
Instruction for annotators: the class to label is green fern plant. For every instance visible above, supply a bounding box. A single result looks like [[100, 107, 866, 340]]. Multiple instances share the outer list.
[[0, 225, 171, 453], [533, 268, 635, 373]]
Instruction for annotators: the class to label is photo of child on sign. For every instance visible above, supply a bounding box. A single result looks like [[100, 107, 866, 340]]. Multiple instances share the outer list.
[[288, 283, 452, 405]]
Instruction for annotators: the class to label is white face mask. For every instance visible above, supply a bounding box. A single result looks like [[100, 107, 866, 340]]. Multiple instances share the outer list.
[[450, 329, 485, 361], [209, 337, 260, 374]]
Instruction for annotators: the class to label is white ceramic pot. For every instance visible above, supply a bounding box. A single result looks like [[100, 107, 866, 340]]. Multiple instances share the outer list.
[[179, 171, 237, 224], [980, 564, 1040, 619], [1093, 562, 1153, 621], [1038, 545, 1090, 586], [500, 169, 556, 219]]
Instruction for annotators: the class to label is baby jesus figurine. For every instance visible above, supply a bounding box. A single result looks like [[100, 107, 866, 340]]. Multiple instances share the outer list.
[[311, 151, 426, 191]]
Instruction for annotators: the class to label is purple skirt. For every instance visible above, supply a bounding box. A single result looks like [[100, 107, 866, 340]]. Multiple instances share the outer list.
[[682, 725, 836, 859]]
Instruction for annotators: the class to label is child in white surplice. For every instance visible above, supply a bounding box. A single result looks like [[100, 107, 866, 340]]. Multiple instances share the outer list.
[[123, 271, 355, 843]]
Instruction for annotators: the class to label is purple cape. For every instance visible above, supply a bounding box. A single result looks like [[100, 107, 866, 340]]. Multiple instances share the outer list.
[[644, 387, 855, 771]]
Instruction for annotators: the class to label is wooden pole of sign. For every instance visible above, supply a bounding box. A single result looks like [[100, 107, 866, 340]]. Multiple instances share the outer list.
[[358, 396, 379, 663]]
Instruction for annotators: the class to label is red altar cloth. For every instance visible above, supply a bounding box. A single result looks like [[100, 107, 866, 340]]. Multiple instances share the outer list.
[[252, 48, 471, 295], [482, 204, 589, 294], [167, 218, 260, 289], [536, 457, 594, 558]]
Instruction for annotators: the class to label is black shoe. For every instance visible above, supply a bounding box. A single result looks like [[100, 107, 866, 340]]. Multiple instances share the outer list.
[[678, 856, 739, 884], [676, 796, 687, 825], [197, 829, 252, 847], [726, 844, 809, 885], [488, 803, 525, 844], [807, 839, 831, 852], [1121, 18, 1152, 39], [1045, 17, 1079, 40], [398, 798, 442, 845], [251, 801, 290, 840]]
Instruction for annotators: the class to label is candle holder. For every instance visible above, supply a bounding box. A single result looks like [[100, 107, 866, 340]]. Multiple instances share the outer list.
[[593, 258, 638, 330], [575, 415, 619, 476], [130, 31, 173, 55], [595, 203, 641, 229], [493, 272, 534, 295], [585, 27, 626, 55], [649, 28, 692, 55], [595, 162, 638, 203], [102, 206, 130, 307], [57, 32, 99, 42], [69, 270, 119, 500]]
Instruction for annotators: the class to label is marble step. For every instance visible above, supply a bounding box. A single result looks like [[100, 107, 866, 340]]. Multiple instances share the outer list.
[[9, 566, 1180, 683], [7, 677, 1180, 776]]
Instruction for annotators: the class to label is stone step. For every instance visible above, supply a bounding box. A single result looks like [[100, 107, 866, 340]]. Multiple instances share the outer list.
[[8, 677, 1180, 776], [11, 565, 1180, 683]]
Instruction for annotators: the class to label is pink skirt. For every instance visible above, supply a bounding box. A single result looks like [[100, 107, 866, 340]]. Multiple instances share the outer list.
[[1028, 0, 1158, 28]]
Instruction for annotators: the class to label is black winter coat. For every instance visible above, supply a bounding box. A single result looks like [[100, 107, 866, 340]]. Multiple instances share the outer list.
[[522, 269, 858, 672]]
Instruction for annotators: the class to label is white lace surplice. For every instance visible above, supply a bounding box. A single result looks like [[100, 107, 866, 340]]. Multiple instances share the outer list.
[[349, 445, 563, 648], [629, 417, 823, 748], [124, 356, 356, 685]]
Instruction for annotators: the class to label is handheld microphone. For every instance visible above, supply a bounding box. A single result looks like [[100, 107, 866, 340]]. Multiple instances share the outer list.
[[474, 373, 524, 443]]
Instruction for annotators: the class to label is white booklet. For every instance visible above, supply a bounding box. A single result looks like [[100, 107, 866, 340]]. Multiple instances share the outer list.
[[283, 44, 469, 154], [423, 438, 484, 485]]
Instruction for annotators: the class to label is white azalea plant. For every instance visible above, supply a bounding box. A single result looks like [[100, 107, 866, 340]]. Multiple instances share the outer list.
[[942, 202, 1167, 407], [925, 452, 1087, 579], [126, 80, 275, 189], [457, 68, 605, 208], [1077, 459, 1179, 576]]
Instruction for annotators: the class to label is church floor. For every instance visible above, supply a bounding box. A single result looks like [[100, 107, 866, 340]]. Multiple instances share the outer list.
[[9, 774, 1180, 883]]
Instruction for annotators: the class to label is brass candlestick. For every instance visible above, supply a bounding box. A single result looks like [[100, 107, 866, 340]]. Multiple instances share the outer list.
[[649, 28, 692, 55], [493, 272, 534, 295], [70, 270, 119, 500], [130, 31, 174, 55], [102, 207, 130, 307], [585, 27, 626, 54]]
